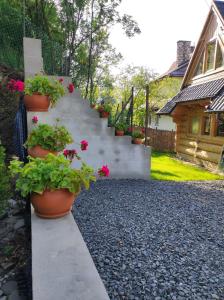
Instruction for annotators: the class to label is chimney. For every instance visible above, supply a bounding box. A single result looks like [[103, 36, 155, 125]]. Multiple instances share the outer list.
[[177, 40, 192, 66]]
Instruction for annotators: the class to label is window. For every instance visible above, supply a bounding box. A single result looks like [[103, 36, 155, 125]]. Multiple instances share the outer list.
[[206, 41, 216, 71], [193, 40, 224, 78], [215, 43, 224, 68], [191, 116, 200, 134], [217, 113, 224, 136], [202, 116, 211, 135], [194, 52, 204, 76]]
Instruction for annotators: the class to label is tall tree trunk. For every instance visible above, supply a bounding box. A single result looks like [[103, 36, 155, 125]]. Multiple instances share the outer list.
[[85, 0, 95, 99]]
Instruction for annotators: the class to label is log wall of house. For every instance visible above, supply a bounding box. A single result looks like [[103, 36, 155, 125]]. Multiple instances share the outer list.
[[173, 103, 224, 171]]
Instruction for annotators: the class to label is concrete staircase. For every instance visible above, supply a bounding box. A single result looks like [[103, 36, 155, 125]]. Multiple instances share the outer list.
[[27, 77, 151, 179]]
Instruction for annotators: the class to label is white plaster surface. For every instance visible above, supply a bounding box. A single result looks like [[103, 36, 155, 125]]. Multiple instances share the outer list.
[[32, 210, 110, 300], [150, 115, 176, 131]]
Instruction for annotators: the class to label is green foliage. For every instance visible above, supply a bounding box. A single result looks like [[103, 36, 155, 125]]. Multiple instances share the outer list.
[[115, 122, 127, 131], [25, 123, 73, 152], [98, 103, 112, 113], [0, 144, 11, 216], [24, 75, 65, 106], [9, 154, 96, 197], [132, 130, 144, 139]]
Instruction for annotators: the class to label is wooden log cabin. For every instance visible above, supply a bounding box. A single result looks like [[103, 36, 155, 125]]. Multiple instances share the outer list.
[[158, 0, 224, 172]]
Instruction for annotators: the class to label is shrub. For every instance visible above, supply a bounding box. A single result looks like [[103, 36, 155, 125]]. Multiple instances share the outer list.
[[0, 144, 11, 216], [24, 75, 65, 106], [115, 122, 128, 131], [9, 154, 96, 197], [25, 123, 73, 152], [132, 130, 144, 139]]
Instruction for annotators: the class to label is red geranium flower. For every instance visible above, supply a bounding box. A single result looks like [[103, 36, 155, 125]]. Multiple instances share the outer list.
[[80, 140, 88, 151], [32, 116, 38, 124], [14, 80, 24, 92], [98, 165, 110, 177], [68, 83, 75, 93], [59, 78, 64, 83]]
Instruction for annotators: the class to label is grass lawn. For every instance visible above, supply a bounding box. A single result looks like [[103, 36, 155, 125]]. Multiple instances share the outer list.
[[151, 151, 224, 181]]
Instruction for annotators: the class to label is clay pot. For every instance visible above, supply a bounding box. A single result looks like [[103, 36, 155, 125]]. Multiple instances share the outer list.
[[100, 111, 110, 118], [24, 94, 50, 111], [28, 145, 58, 158], [31, 189, 76, 219], [132, 138, 143, 145], [90, 104, 96, 109], [115, 130, 124, 136]]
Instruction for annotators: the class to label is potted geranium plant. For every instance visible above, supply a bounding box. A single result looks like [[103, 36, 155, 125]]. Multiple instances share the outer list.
[[9, 154, 96, 218], [115, 122, 127, 136], [98, 104, 112, 118], [25, 123, 73, 158], [24, 75, 65, 111], [132, 130, 145, 144]]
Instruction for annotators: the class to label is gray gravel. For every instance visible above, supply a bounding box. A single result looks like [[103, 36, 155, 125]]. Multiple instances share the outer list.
[[73, 180, 224, 300]]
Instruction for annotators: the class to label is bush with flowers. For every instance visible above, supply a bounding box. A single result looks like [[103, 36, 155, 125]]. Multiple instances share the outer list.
[[0, 76, 25, 155]]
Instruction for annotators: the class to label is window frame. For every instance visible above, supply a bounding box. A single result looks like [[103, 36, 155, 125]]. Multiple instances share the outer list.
[[201, 115, 211, 136], [193, 38, 224, 78]]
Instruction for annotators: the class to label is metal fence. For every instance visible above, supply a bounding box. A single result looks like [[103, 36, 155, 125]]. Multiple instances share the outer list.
[[0, 16, 67, 75]]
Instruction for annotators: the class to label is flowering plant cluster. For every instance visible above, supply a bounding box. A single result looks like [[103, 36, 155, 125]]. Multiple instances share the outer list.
[[25, 122, 73, 152], [25, 75, 65, 106], [0, 77, 24, 95]]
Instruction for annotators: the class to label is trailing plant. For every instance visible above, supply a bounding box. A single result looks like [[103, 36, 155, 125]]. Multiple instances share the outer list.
[[24, 75, 65, 106], [0, 143, 11, 216], [25, 123, 73, 152], [9, 154, 96, 197], [115, 122, 127, 131], [132, 130, 144, 139]]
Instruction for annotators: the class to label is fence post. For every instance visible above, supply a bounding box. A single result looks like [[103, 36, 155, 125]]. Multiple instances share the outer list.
[[130, 86, 134, 131], [145, 85, 149, 146]]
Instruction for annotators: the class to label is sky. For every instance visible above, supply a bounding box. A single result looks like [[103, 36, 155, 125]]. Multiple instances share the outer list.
[[109, 0, 212, 75]]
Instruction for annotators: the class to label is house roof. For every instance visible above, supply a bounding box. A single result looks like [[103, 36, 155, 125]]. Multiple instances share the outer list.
[[157, 99, 176, 115], [214, 1, 224, 18], [157, 61, 189, 80], [158, 78, 224, 114], [206, 87, 224, 112]]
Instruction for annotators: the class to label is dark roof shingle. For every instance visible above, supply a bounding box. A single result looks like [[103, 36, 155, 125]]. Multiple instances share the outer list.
[[157, 99, 176, 115], [158, 78, 224, 115], [215, 1, 224, 18], [173, 78, 224, 103]]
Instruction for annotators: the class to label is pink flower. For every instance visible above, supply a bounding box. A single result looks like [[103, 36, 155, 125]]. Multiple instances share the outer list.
[[63, 149, 69, 157], [68, 83, 75, 93], [32, 116, 38, 124], [80, 140, 88, 151], [98, 165, 110, 177], [14, 80, 24, 92], [59, 78, 64, 83]]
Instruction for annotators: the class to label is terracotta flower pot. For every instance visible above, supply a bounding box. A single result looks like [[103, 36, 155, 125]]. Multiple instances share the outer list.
[[28, 145, 58, 158], [132, 138, 143, 144], [24, 94, 50, 111], [90, 104, 96, 109], [100, 111, 110, 118], [31, 189, 77, 219], [116, 130, 124, 136]]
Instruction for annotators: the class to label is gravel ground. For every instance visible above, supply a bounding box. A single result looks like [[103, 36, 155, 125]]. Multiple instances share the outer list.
[[73, 180, 224, 300]]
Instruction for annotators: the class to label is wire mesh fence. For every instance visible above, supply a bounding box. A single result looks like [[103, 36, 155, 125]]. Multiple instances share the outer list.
[[0, 16, 68, 75]]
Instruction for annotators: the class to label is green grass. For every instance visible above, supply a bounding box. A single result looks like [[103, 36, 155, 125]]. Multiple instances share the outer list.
[[151, 151, 224, 181]]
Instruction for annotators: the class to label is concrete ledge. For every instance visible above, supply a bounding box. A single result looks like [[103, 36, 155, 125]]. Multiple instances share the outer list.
[[32, 209, 109, 300]]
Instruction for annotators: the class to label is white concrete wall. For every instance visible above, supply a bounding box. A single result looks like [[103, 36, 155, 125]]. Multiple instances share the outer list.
[[150, 114, 176, 131], [27, 80, 150, 179]]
